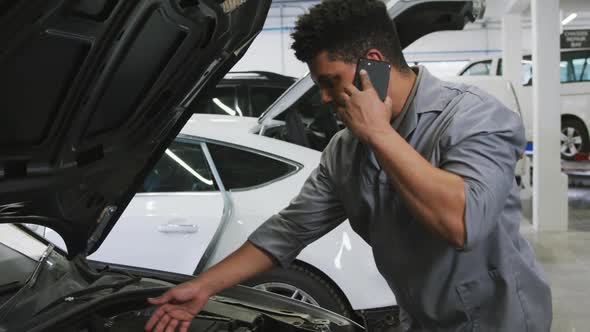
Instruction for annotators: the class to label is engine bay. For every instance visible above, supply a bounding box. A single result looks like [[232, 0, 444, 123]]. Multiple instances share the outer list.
[[5, 286, 344, 332], [57, 303, 329, 332], [100, 309, 260, 332], [0, 233, 360, 332]]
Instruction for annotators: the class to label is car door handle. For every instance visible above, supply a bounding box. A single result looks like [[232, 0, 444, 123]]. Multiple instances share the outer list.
[[158, 223, 199, 234]]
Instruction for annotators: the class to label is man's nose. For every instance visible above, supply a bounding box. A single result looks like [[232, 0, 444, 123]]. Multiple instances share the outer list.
[[320, 89, 332, 104]]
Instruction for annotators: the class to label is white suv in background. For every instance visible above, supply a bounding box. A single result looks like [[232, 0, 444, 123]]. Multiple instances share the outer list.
[[459, 49, 590, 159]]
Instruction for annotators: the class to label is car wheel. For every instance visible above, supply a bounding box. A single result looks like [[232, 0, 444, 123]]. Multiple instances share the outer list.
[[243, 264, 352, 318], [561, 118, 589, 160]]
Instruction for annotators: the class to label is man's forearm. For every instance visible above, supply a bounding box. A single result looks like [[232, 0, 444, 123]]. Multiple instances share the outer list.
[[368, 127, 466, 247], [191, 241, 275, 296]]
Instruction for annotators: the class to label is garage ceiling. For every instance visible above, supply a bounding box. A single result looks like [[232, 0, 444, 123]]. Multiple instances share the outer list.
[[267, 0, 590, 29], [484, 0, 590, 17], [561, 0, 590, 12]]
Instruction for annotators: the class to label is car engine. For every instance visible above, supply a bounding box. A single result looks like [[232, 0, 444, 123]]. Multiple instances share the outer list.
[[61, 309, 292, 332], [0, 244, 359, 332], [53, 303, 337, 332]]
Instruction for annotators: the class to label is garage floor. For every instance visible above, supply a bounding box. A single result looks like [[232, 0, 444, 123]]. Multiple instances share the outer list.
[[521, 186, 590, 332]]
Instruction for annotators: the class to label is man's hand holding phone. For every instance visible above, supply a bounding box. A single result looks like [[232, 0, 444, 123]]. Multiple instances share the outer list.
[[353, 58, 390, 100], [336, 68, 394, 144]]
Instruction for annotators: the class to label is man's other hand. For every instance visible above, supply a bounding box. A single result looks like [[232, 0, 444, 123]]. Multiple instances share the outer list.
[[144, 241, 275, 332], [145, 281, 210, 332]]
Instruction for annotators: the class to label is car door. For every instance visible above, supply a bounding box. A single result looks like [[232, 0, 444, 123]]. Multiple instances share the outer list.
[[558, 50, 590, 156], [199, 141, 303, 268], [199, 136, 398, 311], [85, 138, 226, 275]]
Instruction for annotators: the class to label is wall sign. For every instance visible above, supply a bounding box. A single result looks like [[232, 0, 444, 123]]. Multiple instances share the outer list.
[[561, 30, 590, 49]]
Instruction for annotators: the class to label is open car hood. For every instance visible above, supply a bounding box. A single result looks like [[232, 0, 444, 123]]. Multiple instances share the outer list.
[[258, 0, 485, 124], [0, 0, 271, 257], [388, 0, 484, 48]]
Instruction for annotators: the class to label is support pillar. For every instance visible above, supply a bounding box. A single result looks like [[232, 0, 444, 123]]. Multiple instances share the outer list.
[[530, 0, 568, 231]]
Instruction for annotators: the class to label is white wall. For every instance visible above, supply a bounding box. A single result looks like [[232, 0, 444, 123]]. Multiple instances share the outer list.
[[232, 5, 590, 78], [231, 5, 311, 78], [407, 10, 590, 62]]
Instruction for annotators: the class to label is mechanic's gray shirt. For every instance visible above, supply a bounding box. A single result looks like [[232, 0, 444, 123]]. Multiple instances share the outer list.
[[249, 67, 552, 331]]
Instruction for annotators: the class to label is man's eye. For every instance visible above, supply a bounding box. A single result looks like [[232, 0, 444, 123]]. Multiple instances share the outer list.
[[318, 77, 334, 89]]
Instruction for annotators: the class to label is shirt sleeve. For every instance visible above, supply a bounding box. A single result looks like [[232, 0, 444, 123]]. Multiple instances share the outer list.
[[439, 91, 526, 251], [248, 145, 347, 267]]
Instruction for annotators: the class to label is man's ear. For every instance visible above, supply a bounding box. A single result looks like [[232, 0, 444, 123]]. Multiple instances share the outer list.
[[364, 49, 385, 61]]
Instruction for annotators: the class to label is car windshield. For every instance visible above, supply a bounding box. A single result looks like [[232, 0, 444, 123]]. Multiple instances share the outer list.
[[0, 224, 141, 327], [0, 225, 71, 320], [259, 74, 315, 121], [0, 224, 49, 262], [259, 74, 345, 152]]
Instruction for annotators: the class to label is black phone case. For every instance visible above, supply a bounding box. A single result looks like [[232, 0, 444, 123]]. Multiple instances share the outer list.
[[353, 58, 391, 101]]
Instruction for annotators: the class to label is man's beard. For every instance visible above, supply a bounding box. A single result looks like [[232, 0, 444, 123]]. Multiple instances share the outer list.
[[331, 105, 345, 124], [331, 97, 347, 120]]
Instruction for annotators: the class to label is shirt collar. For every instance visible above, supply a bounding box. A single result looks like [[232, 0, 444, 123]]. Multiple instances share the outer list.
[[391, 66, 445, 140], [413, 66, 445, 114]]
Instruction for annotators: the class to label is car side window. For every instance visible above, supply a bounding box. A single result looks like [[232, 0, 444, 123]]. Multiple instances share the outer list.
[[207, 143, 297, 190], [502, 51, 590, 85], [563, 51, 590, 83], [198, 86, 242, 116], [461, 60, 492, 76], [497, 57, 537, 86], [579, 57, 590, 81], [142, 140, 217, 193], [521, 58, 533, 86], [249, 86, 288, 117], [561, 59, 574, 83]]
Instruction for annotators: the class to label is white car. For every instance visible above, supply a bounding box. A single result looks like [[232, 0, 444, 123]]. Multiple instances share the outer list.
[[44, 114, 396, 319], [459, 49, 590, 159]]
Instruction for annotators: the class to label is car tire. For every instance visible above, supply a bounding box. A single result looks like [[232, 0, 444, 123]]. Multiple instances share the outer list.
[[561, 118, 589, 160], [243, 264, 352, 318]]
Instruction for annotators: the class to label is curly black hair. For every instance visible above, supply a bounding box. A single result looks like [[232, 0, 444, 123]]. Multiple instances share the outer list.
[[291, 0, 409, 70]]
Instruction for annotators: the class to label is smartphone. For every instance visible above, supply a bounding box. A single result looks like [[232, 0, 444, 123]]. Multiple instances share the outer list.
[[353, 58, 391, 101]]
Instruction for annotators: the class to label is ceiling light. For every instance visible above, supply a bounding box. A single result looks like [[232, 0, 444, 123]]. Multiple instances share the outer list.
[[213, 98, 237, 116], [165, 149, 213, 186], [562, 13, 577, 26]]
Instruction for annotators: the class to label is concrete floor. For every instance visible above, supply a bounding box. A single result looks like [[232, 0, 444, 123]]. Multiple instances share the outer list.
[[521, 186, 590, 332]]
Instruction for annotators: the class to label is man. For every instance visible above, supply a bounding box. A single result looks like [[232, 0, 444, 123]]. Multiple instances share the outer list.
[[145, 1, 552, 331]]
